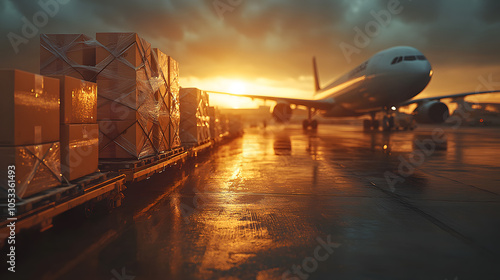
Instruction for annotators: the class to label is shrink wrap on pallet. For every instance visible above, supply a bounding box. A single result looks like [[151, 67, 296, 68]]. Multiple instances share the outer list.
[[40, 34, 97, 81], [60, 124, 99, 181], [0, 69, 60, 146], [150, 48, 181, 152], [40, 33, 180, 159], [98, 119, 154, 159], [208, 107, 222, 140], [179, 88, 211, 146], [95, 33, 159, 159], [0, 142, 62, 199]]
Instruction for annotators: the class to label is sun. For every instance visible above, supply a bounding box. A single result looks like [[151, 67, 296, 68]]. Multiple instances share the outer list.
[[228, 81, 247, 95]]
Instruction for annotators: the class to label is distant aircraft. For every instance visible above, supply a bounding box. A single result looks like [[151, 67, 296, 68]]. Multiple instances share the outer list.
[[207, 46, 500, 131]]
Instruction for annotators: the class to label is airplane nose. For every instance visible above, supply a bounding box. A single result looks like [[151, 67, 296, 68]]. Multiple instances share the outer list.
[[409, 61, 433, 93]]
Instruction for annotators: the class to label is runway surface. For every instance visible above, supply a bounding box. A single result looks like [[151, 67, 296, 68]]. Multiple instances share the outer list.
[[4, 124, 500, 280]]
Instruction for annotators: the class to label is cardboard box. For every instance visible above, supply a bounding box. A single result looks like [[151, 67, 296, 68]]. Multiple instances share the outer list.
[[96, 32, 151, 74], [98, 120, 155, 159], [0, 142, 62, 198], [96, 81, 157, 121], [60, 124, 99, 181], [179, 88, 211, 145], [40, 34, 97, 81], [0, 69, 60, 146], [50, 76, 97, 124]]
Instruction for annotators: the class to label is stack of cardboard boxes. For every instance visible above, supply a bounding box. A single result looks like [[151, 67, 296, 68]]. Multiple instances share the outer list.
[[95, 32, 157, 159], [151, 48, 181, 152], [0, 70, 62, 198], [208, 107, 222, 141], [40, 32, 182, 160], [52, 76, 99, 181], [179, 88, 211, 145]]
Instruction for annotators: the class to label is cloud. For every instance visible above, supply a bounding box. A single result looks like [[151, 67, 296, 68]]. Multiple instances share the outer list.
[[0, 0, 498, 96]]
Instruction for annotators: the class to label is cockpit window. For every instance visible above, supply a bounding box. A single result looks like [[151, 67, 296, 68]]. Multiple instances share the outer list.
[[392, 55, 427, 65], [391, 56, 404, 65]]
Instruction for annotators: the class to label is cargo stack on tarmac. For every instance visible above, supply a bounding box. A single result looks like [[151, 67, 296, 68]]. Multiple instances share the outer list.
[[0, 69, 62, 199], [95, 32, 158, 159], [208, 106, 223, 142], [51, 76, 99, 181], [179, 88, 211, 146], [0, 31, 244, 247], [150, 48, 181, 153]]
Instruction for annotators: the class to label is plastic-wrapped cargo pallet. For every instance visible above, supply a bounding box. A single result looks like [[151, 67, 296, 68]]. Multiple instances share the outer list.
[[179, 88, 211, 146], [208, 107, 222, 141], [0, 69, 62, 198], [95, 32, 158, 159], [40, 34, 97, 82], [51, 76, 99, 181], [41, 32, 183, 160], [151, 48, 181, 152]]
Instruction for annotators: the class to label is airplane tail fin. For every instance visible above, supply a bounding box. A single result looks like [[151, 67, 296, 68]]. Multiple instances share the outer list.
[[313, 57, 321, 93]]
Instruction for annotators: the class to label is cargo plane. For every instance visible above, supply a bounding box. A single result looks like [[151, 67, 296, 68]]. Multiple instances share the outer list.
[[207, 46, 500, 131]]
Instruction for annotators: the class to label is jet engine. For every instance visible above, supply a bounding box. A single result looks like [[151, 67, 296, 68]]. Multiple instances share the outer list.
[[412, 101, 449, 124], [272, 103, 293, 123]]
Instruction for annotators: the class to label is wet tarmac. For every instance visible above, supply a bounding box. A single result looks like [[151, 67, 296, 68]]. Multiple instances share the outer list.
[[3, 124, 500, 280]]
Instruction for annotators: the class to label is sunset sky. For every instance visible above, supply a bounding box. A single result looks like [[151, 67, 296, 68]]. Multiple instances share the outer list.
[[1, 0, 499, 108]]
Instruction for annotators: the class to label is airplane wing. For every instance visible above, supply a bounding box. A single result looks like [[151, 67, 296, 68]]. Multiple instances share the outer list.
[[205, 90, 335, 110], [399, 90, 500, 106]]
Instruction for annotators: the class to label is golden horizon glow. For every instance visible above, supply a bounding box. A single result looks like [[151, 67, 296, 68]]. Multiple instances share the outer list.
[[179, 64, 500, 110], [180, 76, 312, 109]]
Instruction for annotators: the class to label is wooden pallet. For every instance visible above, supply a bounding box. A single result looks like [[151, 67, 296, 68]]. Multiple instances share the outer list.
[[99, 147, 185, 171], [0, 172, 118, 215], [0, 173, 126, 246]]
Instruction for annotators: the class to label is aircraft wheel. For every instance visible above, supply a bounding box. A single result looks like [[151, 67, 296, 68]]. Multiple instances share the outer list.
[[302, 120, 310, 130], [310, 120, 318, 130], [363, 120, 371, 131], [372, 120, 380, 130]]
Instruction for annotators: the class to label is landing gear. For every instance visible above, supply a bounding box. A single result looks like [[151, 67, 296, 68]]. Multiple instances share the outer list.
[[382, 115, 395, 131], [310, 120, 318, 129], [303, 119, 309, 130], [363, 112, 380, 131], [303, 108, 318, 130], [302, 119, 318, 130]]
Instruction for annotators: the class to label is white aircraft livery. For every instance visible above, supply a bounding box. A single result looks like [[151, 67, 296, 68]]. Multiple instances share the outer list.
[[208, 46, 499, 131]]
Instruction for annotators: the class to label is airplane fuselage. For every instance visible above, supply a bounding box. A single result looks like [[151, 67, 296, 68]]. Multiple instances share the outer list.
[[316, 46, 433, 117]]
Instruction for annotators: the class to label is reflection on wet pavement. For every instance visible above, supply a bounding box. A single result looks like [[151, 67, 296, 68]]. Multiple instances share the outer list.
[[5, 124, 500, 280]]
